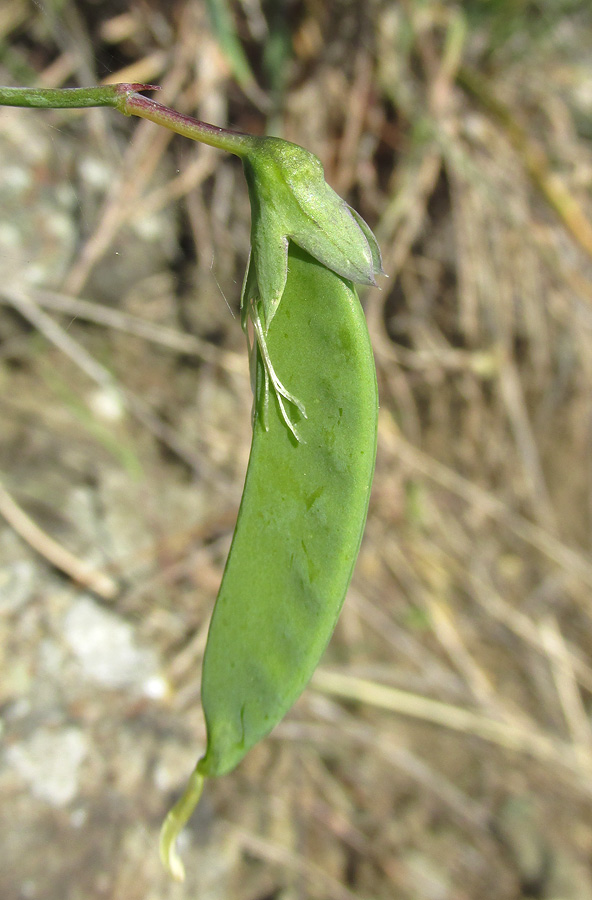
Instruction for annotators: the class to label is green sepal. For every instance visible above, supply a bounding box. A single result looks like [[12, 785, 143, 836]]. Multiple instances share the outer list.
[[242, 137, 383, 330]]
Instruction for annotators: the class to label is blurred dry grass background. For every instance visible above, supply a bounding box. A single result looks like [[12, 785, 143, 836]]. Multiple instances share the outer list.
[[1, 1, 592, 898]]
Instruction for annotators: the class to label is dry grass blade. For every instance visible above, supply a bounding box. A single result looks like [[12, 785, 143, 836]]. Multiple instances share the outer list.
[[497, 356, 557, 532], [312, 669, 592, 792], [227, 823, 365, 900], [2, 286, 203, 473], [100, 50, 168, 87], [440, 549, 592, 695], [381, 413, 592, 592], [63, 58, 190, 295], [540, 616, 592, 755], [3, 286, 122, 387], [424, 595, 499, 711], [130, 151, 218, 221], [458, 64, 592, 261], [280, 716, 488, 829], [0, 479, 117, 599], [13, 287, 243, 371]]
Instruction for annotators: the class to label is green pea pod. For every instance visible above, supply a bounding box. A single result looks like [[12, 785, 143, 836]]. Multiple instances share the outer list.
[[0, 83, 380, 882], [160, 244, 378, 878], [201, 242, 377, 774]]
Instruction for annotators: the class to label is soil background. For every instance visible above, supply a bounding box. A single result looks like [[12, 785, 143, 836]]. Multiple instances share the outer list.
[[2, 2, 592, 898]]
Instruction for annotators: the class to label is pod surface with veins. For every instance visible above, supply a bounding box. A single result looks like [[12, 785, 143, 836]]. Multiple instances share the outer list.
[[198, 242, 378, 777]]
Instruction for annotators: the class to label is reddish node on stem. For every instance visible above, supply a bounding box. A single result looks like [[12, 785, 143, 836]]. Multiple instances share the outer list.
[[113, 83, 161, 95]]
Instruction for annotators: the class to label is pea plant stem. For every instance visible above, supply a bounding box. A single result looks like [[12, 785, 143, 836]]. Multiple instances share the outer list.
[[119, 91, 253, 156], [0, 83, 147, 108], [0, 82, 255, 157]]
